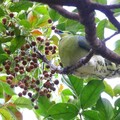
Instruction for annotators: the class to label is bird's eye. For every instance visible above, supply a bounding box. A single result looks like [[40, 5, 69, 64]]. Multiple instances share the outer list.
[[59, 30, 64, 33]]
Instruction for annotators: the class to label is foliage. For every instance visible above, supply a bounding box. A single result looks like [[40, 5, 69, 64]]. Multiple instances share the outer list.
[[0, 0, 120, 120]]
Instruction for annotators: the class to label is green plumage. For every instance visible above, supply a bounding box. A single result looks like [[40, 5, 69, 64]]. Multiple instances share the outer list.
[[58, 31, 119, 79]]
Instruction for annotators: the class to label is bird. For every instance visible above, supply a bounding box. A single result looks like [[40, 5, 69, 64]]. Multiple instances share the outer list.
[[57, 30, 119, 79]]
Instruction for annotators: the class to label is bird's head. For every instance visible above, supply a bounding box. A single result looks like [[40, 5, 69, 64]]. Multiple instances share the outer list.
[[55, 30, 72, 38]]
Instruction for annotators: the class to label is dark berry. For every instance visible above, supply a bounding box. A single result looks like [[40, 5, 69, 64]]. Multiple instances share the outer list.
[[39, 91, 44, 96], [32, 57, 37, 63], [19, 83, 25, 89], [46, 65, 50, 69], [9, 13, 14, 18], [18, 92, 22, 97], [36, 80, 40, 85], [25, 43, 30, 49], [10, 84, 14, 88], [21, 45, 25, 50], [29, 65, 34, 69], [21, 51, 26, 56], [48, 19, 52, 24], [54, 80, 59, 85], [45, 41, 50, 46], [51, 26, 55, 30], [49, 46, 53, 50], [35, 87, 40, 91], [45, 46, 49, 50], [34, 105, 38, 109], [14, 67, 19, 72], [27, 57, 31, 61], [34, 63, 38, 68], [36, 37, 42, 41], [47, 93, 51, 98], [22, 90, 27, 95], [45, 50, 49, 55], [52, 50, 56, 54], [32, 53, 37, 57], [26, 67, 31, 72], [19, 70, 24, 74], [31, 41, 36, 46], [0, 67, 3, 71], [5, 64, 10, 70], [31, 98, 35, 102], [22, 61, 27, 65], [28, 92, 32, 98], [2, 18, 7, 25], [44, 73, 49, 78]]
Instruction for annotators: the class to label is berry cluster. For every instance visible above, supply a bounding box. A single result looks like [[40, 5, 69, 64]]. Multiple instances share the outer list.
[[0, 16, 60, 109]]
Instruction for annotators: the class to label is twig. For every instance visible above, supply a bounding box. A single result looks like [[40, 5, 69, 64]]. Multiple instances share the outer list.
[[103, 31, 120, 42]]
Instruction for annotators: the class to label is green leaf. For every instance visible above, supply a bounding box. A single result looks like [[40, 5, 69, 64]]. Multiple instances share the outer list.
[[114, 84, 120, 96], [36, 96, 55, 116], [107, 21, 117, 31], [50, 35, 59, 46], [19, 20, 31, 29], [82, 110, 100, 120], [62, 75, 83, 97], [47, 103, 79, 120], [96, 98, 114, 120], [0, 7, 5, 17], [62, 89, 73, 96], [0, 54, 8, 63], [0, 23, 6, 32], [92, 0, 107, 4], [61, 89, 73, 103], [115, 98, 120, 109], [0, 36, 13, 43], [57, 22, 66, 31], [34, 5, 48, 15], [114, 40, 120, 55], [9, 1, 33, 12], [0, 83, 3, 98], [36, 15, 50, 27], [10, 36, 26, 53], [103, 81, 114, 97], [0, 107, 15, 120], [65, 19, 84, 34], [49, 8, 60, 21], [14, 97, 33, 109], [114, 113, 120, 120], [97, 19, 107, 40], [80, 80, 104, 109], [0, 81, 15, 95]]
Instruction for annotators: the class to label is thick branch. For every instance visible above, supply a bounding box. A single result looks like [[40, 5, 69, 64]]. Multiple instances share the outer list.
[[30, 0, 79, 6], [103, 4, 120, 9], [49, 5, 80, 21], [77, 1, 120, 64], [92, 3, 120, 31]]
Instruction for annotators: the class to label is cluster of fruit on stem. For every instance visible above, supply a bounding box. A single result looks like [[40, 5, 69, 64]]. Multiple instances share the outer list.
[[0, 12, 60, 109]]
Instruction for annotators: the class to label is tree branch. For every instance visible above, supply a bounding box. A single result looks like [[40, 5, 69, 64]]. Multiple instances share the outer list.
[[49, 4, 80, 21], [103, 31, 120, 42], [30, 0, 79, 6], [30, 0, 120, 64], [92, 3, 120, 31], [103, 4, 120, 9]]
